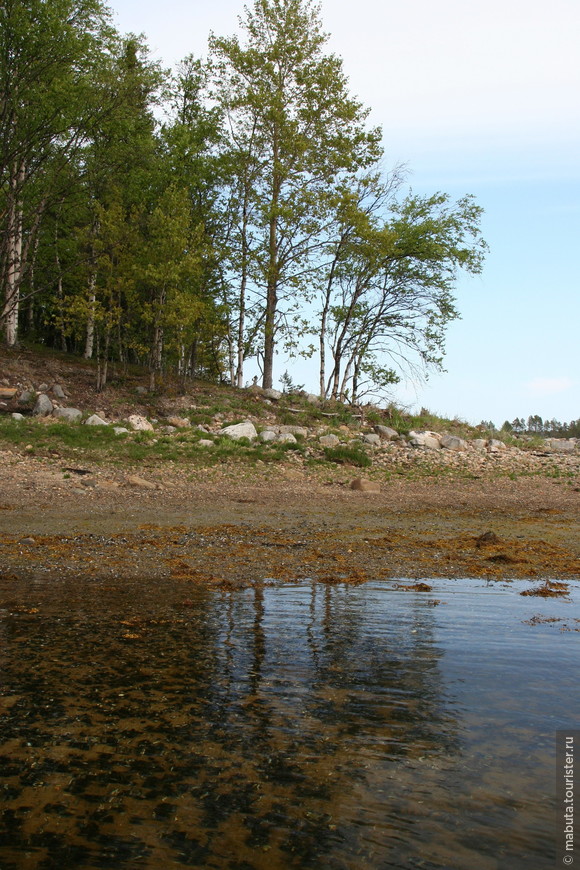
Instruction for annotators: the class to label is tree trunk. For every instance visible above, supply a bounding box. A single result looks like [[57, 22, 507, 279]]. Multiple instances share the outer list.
[[3, 161, 25, 346], [262, 132, 280, 390], [84, 276, 96, 359]]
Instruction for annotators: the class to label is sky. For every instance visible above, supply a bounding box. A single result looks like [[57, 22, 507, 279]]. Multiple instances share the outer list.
[[110, 0, 580, 427]]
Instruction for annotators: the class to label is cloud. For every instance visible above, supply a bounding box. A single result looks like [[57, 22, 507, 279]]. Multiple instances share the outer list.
[[526, 377, 575, 397]]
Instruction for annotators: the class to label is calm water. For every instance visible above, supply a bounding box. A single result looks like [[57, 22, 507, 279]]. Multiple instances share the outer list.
[[0, 575, 578, 869]]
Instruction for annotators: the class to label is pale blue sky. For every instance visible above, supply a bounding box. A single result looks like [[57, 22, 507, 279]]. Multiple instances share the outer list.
[[111, 0, 579, 426]]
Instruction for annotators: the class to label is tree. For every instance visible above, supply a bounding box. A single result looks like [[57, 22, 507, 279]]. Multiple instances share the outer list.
[[210, 0, 382, 389], [318, 191, 487, 402], [0, 0, 115, 345]]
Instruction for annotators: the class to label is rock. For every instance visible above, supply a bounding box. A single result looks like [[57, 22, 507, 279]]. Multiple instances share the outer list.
[[33, 394, 53, 416], [319, 434, 340, 448], [0, 387, 17, 399], [52, 384, 66, 399], [11, 412, 25, 421], [260, 429, 278, 442], [440, 434, 467, 451], [18, 390, 35, 405], [263, 388, 282, 401], [472, 439, 487, 450], [128, 414, 154, 432], [545, 438, 576, 453], [126, 475, 158, 489], [362, 433, 381, 446], [487, 438, 506, 453], [20, 537, 37, 546], [113, 427, 129, 435], [135, 386, 148, 395], [37, 383, 49, 392], [278, 425, 308, 438], [167, 416, 191, 428], [476, 531, 500, 547], [52, 407, 82, 423], [374, 425, 398, 441], [84, 414, 108, 426], [277, 432, 297, 444], [198, 439, 214, 448], [219, 421, 258, 441], [350, 477, 381, 493], [408, 430, 441, 450]]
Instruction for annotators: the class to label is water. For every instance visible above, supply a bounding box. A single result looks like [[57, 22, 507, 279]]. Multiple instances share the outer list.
[[0, 575, 578, 869]]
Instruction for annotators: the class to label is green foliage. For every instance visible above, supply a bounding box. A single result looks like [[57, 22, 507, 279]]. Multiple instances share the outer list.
[[323, 444, 372, 467]]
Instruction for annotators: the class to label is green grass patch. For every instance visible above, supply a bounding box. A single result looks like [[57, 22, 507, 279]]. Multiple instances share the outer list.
[[323, 444, 371, 468]]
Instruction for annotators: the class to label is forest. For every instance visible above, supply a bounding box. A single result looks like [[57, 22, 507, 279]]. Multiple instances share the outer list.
[[0, 0, 488, 400]]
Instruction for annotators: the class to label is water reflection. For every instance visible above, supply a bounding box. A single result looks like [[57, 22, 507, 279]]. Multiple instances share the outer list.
[[0, 577, 577, 868]]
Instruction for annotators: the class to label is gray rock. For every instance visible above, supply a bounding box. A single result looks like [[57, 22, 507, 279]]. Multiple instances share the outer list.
[[319, 433, 340, 447], [545, 438, 576, 452], [17, 390, 35, 405], [278, 425, 308, 438], [84, 414, 108, 426], [219, 421, 258, 441], [135, 386, 148, 395], [362, 433, 381, 446], [260, 430, 278, 442], [113, 427, 129, 435], [277, 432, 297, 444], [198, 439, 214, 448], [128, 414, 154, 432], [52, 407, 82, 423], [11, 412, 25, 421], [52, 384, 66, 399], [487, 438, 506, 452], [472, 439, 487, 450], [408, 430, 441, 450], [37, 383, 49, 392], [33, 394, 53, 416], [305, 393, 320, 404], [374, 425, 398, 441], [440, 434, 467, 451], [263, 388, 282, 401]]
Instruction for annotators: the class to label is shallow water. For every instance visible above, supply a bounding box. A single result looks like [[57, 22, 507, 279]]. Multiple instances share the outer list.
[[0, 575, 578, 869]]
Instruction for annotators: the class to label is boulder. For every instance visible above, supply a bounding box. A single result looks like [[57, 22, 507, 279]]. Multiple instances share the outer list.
[[374, 425, 398, 441], [305, 393, 320, 405], [0, 387, 17, 399], [545, 438, 576, 453], [260, 430, 278, 442], [487, 439, 506, 453], [440, 434, 467, 451], [113, 427, 129, 435], [52, 384, 66, 399], [198, 439, 214, 448], [278, 425, 308, 438], [11, 412, 25, 421], [319, 434, 340, 448], [277, 432, 297, 444], [362, 433, 381, 446], [472, 439, 487, 450], [350, 477, 380, 493], [17, 390, 35, 405], [408, 430, 441, 450], [128, 414, 154, 432], [263, 388, 282, 401], [84, 414, 108, 426], [33, 394, 53, 416], [219, 421, 258, 441], [52, 407, 82, 423]]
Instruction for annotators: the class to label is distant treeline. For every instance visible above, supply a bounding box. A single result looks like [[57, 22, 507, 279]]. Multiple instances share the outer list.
[[1, 0, 487, 398], [491, 417, 580, 438]]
